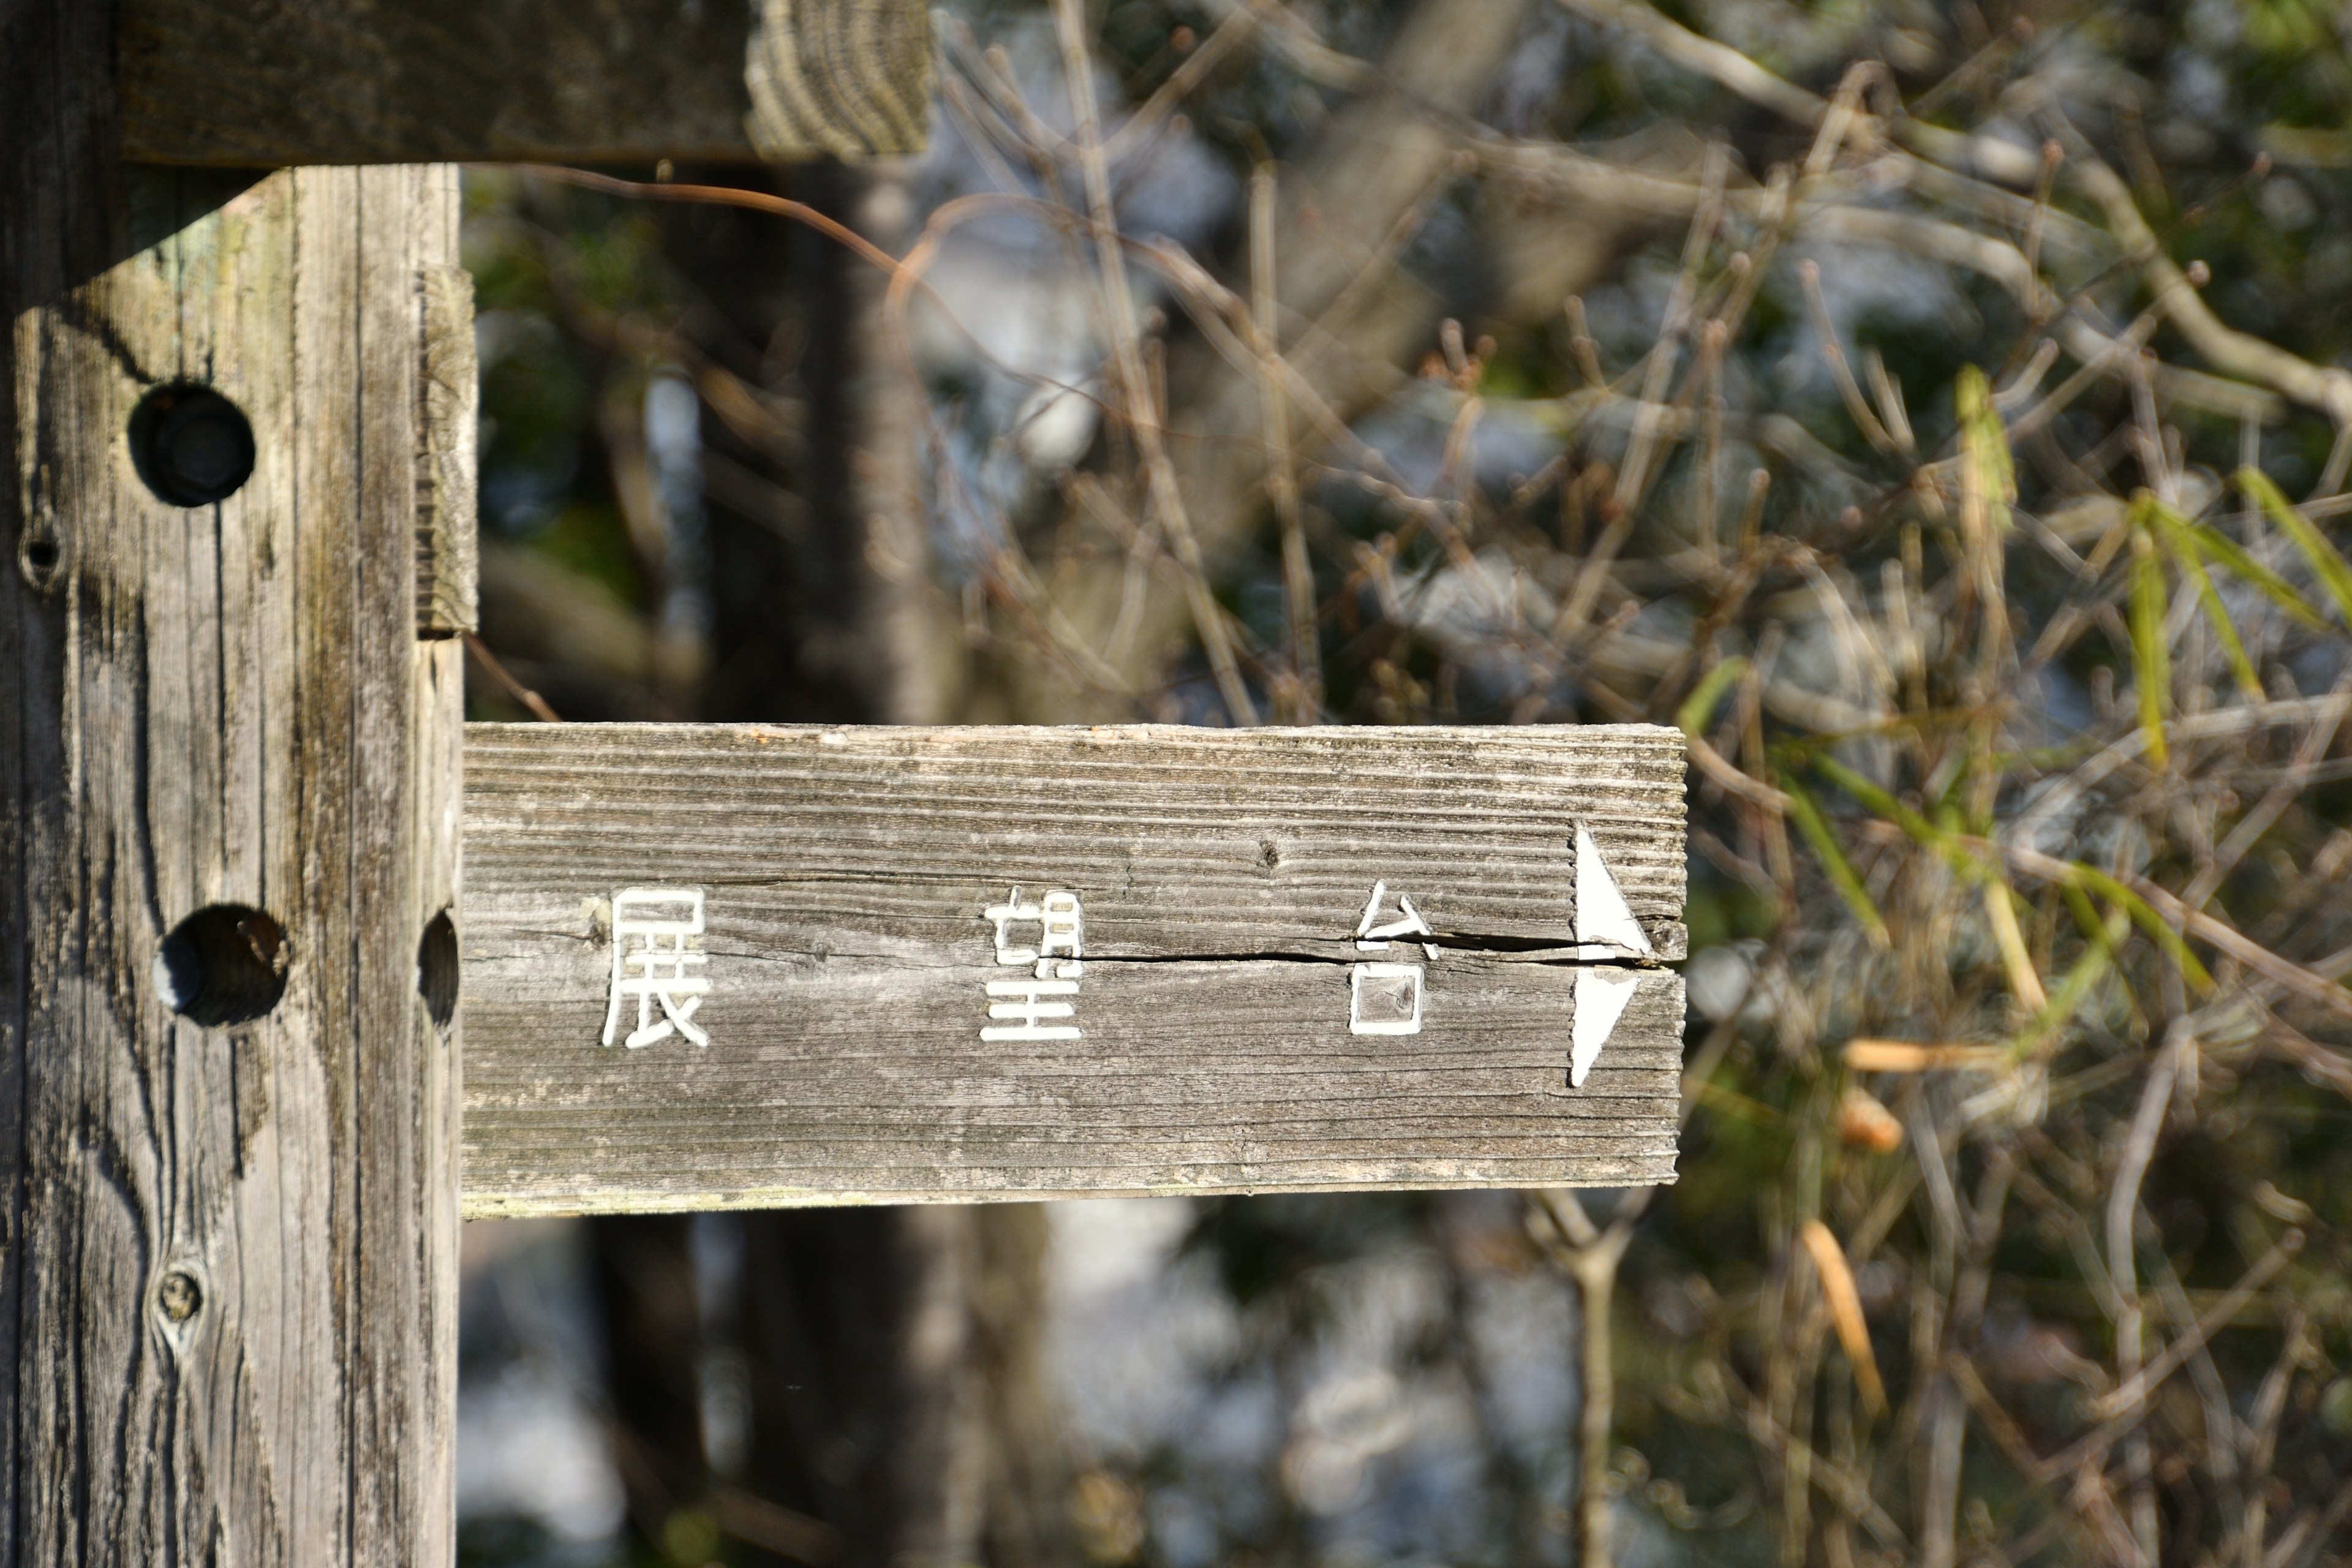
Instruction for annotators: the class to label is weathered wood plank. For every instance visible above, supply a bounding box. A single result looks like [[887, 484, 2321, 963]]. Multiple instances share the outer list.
[[2, 165, 465, 1561], [119, 0, 931, 166], [459, 723, 1687, 1214]]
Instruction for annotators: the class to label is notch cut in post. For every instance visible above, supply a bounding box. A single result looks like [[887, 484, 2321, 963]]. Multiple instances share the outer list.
[[459, 722, 1687, 1215], [417, 262, 478, 636]]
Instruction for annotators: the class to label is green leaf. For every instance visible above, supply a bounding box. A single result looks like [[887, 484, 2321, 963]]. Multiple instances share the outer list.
[[2239, 466, 2352, 630], [1777, 771, 1891, 949], [1676, 656, 1748, 742], [2127, 501, 2171, 767]]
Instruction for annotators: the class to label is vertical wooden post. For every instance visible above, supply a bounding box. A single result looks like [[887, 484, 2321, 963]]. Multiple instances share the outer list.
[[4, 11, 466, 1558]]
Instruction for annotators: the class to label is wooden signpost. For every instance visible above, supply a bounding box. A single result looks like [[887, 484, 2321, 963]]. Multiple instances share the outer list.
[[1, 0, 1687, 1557], [461, 722, 1686, 1212]]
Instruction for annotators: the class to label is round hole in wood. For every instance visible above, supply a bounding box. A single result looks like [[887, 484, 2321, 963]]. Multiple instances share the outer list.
[[417, 910, 459, 1030], [154, 905, 290, 1027], [129, 384, 255, 507]]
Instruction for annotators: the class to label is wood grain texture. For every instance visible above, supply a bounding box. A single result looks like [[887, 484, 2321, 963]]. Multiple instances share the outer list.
[[745, 0, 933, 159], [417, 262, 478, 636], [460, 723, 1686, 1213], [2, 166, 464, 1563], [118, 0, 932, 165]]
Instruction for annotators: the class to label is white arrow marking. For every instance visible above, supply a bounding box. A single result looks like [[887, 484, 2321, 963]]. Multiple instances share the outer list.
[[1574, 823, 1653, 960], [1570, 968, 1640, 1087]]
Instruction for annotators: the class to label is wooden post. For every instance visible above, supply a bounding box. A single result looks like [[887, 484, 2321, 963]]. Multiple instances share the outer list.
[[4, 17, 469, 1551]]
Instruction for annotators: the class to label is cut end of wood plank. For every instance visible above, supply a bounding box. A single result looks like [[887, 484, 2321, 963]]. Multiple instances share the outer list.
[[416, 265, 479, 636], [746, 0, 936, 160]]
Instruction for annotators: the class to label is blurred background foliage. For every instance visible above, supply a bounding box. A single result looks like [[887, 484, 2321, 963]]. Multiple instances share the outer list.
[[455, 0, 2352, 1564]]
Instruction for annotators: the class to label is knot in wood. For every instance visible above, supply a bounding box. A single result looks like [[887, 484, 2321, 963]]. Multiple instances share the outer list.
[[157, 1270, 203, 1324]]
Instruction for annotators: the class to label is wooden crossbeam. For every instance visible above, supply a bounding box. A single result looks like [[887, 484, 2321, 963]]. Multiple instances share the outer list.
[[119, 0, 931, 165], [458, 722, 1688, 1215]]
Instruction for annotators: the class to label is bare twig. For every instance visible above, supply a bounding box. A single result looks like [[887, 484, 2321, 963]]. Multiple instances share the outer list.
[[1054, 0, 1258, 725], [464, 635, 562, 722]]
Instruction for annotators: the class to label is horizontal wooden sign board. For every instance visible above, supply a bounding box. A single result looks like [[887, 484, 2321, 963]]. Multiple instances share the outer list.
[[119, 0, 929, 165], [457, 723, 1687, 1215]]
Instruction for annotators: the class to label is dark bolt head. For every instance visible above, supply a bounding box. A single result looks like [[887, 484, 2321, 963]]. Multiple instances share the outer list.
[[130, 386, 255, 508]]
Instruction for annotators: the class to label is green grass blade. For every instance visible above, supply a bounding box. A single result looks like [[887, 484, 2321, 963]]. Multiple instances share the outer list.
[[1676, 655, 1748, 742], [2185, 521, 2328, 630], [1807, 753, 1981, 880], [2128, 502, 2171, 767], [2239, 466, 2352, 630], [2060, 881, 2119, 956], [2069, 864, 2214, 993], [2013, 939, 2113, 1060], [2147, 502, 2263, 698], [1957, 364, 2015, 534], [1777, 771, 1892, 949]]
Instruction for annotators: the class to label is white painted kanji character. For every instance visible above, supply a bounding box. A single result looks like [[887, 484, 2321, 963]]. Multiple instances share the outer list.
[[1355, 880, 1438, 960], [985, 885, 1084, 979], [1350, 880, 1436, 1036], [1036, 889, 1084, 979], [984, 887, 1046, 967], [1349, 961, 1425, 1036], [982, 977, 1082, 1041], [981, 886, 1085, 1039], [602, 887, 712, 1049]]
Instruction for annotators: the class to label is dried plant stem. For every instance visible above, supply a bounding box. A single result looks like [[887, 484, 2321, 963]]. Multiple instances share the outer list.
[[2090, 1228, 2303, 1422], [2314, 421, 2352, 501], [2106, 1025, 2185, 1567], [1250, 167, 1322, 723], [1696, 320, 1725, 559], [1101, 0, 1276, 163], [1616, 143, 1726, 510], [1806, 262, 1900, 461], [2059, 126, 2352, 424], [1534, 1191, 1638, 1568], [464, 634, 562, 722], [1053, 0, 1258, 725]]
